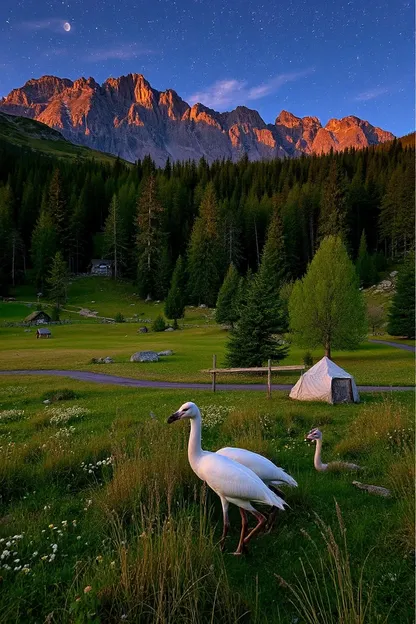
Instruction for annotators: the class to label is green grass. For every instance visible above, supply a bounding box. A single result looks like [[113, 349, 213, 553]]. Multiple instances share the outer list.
[[0, 112, 126, 165], [0, 375, 414, 622]]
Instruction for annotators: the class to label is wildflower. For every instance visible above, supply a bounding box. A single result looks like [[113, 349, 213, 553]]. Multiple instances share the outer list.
[[110, 561, 115, 567], [48, 524, 54, 529], [72, 520, 77, 527], [41, 556, 48, 561], [22, 568, 30, 574], [32, 551, 38, 557], [84, 585, 92, 593], [49, 554, 56, 562], [13, 559, 20, 564], [77, 536, 81, 540], [96, 555, 103, 563]]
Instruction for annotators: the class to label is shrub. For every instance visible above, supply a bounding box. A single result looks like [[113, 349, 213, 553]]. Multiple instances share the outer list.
[[152, 314, 166, 332], [114, 312, 125, 323], [303, 351, 314, 367], [41, 388, 78, 402]]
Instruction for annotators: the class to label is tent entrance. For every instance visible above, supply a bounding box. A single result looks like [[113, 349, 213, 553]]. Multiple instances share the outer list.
[[331, 378, 353, 404]]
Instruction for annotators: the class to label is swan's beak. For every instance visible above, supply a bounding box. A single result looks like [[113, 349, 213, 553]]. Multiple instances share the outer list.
[[167, 411, 181, 424]]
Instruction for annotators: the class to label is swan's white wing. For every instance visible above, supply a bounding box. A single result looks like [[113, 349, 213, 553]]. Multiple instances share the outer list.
[[198, 453, 285, 510], [217, 447, 298, 487]]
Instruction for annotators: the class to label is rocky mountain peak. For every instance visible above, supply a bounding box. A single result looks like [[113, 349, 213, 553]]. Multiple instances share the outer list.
[[0, 73, 395, 165]]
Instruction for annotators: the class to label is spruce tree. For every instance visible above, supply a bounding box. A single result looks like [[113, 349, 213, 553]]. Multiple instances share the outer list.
[[136, 175, 165, 299], [165, 255, 187, 321], [47, 251, 69, 309], [387, 254, 415, 338], [103, 194, 128, 280], [356, 230, 377, 287], [318, 160, 348, 242], [225, 270, 288, 367], [48, 169, 68, 254], [215, 263, 241, 327], [289, 235, 367, 359], [187, 182, 224, 306], [31, 211, 57, 289]]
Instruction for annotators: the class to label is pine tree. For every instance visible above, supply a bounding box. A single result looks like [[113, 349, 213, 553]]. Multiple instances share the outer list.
[[318, 160, 348, 242], [103, 194, 128, 280], [289, 235, 367, 359], [225, 270, 288, 367], [260, 208, 287, 295], [215, 263, 241, 327], [164, 255, 186, 321], [136, 175, 165, 298], [387, 254, 415, 338], [356, 230, 377, 287], [187, 182, 224, 306], [48, 169, 68, 253], [31, 210, 57, 289], [47, 251, 69, 309], [0, 184, 14, 289]]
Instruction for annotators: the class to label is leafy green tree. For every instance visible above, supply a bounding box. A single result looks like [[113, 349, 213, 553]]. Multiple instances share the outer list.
[[318, 161, 348, 242], [289, 235, 367, 359], [47, 251, 69, 309], [225, 270, 288, 367], [387, 255, 415, 338], [31, 210, 57, 289], [103, 194, 128, 280], [136, 175, 165, 299], [215, 263, 241, 327], [356, 230, 377, 287], [187, 183, 224, 306], [165, 255, 187, 321]]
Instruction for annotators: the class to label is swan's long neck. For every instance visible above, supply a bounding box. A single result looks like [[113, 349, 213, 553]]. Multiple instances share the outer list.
[[314, 439, 327, 471], [188, 411, 203, 471]]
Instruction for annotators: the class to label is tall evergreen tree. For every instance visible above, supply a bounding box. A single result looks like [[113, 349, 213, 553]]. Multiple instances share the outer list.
[[48, 169, 68, 254], [289, 235, 367, 359], [318, 160, 348, 243], [103, 194, 128, 280], [387, 254, 415, 338], [31, 210, 57, 289], [164, 255, 187, 321], [47, 251, 69, 309], [356, 230, 377, 287], [0, 184, 14, 291], [225, 270, 288, 367], [136, 175, 165, 298], [215, 263, 241, 327], [187, 182, 224, 306]]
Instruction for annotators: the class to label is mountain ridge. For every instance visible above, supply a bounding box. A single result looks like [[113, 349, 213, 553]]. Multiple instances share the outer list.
[[0, 73, 395, 164]]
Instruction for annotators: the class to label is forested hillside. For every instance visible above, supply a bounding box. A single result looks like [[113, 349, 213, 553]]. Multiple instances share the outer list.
[[0, 136, 414, 301]]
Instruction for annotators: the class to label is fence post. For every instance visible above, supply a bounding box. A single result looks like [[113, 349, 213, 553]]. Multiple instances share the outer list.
[[212, 354, 217, 392], [267, 359, 271, 399]]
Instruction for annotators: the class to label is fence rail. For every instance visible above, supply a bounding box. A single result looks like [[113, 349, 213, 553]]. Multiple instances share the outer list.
[[205, 355, 305, 397]]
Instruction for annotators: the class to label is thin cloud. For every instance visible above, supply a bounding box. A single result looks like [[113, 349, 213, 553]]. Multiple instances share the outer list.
[[19, 18, 70, 33], [188, 69, 314, 110], [247, 69, 314, 100], [188, 79, 247, 109], [86, 44, 153, 62], [354, 87, 389, 101]]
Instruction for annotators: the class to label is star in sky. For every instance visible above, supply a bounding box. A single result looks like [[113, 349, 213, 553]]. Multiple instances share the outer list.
[[0, 0, 413, 136]]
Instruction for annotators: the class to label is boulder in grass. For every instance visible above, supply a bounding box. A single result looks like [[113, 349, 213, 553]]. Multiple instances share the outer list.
[[165, 327, 174, 332], [158, 350, 173, 356], [130, 351, 159, 362], [138, 326, 148, 334]]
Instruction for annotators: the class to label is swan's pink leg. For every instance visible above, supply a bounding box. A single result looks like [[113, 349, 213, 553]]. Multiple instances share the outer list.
[[220, 501, 230, 552], [233, 508, 248, 555], [243, 510, 267, 546]]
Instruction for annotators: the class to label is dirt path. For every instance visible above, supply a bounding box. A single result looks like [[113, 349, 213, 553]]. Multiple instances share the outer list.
[[368, 339, 415, 353], [0, 369, 413, 392]]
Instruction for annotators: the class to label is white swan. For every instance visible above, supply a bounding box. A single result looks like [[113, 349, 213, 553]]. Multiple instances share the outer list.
[[306, 428, 362, 472], [168, 402, 286, 555], [216, 447, 297, 531]]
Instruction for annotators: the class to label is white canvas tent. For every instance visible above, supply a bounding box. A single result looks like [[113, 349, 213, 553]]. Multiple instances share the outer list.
[[289, 356, 360, 404]]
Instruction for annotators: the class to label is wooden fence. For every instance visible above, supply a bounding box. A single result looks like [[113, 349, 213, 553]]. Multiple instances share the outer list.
[[206, 355, 305, 398]]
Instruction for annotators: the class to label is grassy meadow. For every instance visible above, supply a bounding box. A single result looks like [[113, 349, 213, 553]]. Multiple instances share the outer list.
[[0, 375, 414, 623], [0, 277, 414, 387], [0, 276, 414, 622]]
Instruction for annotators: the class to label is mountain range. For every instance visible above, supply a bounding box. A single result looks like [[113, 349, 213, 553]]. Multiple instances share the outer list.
[[0, 74, 395, 165]]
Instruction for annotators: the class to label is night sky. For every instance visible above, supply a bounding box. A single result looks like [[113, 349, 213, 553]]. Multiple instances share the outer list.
[[0, 0, 413, 136]]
